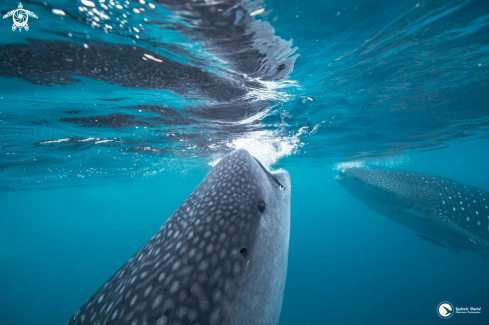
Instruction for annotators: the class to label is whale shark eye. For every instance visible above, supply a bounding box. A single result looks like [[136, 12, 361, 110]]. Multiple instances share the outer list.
[[239, 248, 248, 258], [258, 201, 266, 213]]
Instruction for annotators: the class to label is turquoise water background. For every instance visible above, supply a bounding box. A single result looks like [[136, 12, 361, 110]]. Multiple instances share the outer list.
[[2, 140, 489, 324], [1, 0, 489, 324]]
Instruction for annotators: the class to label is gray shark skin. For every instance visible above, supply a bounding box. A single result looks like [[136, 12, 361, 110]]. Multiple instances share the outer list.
[[337, 168, 489, 256], [66, 149, 291, 325]]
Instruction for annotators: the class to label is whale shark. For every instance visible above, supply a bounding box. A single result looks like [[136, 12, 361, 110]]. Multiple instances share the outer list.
[[66, 149, 291, 325], [336, 168, 489, 257]]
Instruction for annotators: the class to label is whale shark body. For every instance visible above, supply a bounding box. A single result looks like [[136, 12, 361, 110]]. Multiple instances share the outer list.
[[337, 168, 489, 257], [66, 149, 291, 325]]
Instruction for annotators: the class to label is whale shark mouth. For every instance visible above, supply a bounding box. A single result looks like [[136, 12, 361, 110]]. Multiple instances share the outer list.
[[335, 170, 346, 180], [253, 157, 286, 190]]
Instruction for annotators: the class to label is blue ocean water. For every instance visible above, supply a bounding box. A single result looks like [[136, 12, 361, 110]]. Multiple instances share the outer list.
[[1, 0, 489, 324]]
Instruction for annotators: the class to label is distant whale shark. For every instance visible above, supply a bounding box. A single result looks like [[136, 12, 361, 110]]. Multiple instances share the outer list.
[[66, 149, 290, 325], [337, 168, 489, 257]]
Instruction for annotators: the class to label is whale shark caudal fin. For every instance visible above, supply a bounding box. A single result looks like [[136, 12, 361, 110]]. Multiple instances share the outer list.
[[66, 149, 291, 325]]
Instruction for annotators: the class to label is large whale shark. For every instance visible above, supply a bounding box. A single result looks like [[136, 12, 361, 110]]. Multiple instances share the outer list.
[[66, 149, 291, 325], [337, 168, 489, 257]]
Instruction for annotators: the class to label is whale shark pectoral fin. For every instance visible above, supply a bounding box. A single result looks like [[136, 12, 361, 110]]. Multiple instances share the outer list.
[[468, 249, 488, 258], [447, 243, 488, 258], [476, 251, 487, 258], [474, 242, 489, 255], [415, 234, 461, 254]]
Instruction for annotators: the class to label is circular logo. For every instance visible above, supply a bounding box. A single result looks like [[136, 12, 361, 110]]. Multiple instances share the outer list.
[[13, 10, 28, 28], [437, 301, 454, 319]]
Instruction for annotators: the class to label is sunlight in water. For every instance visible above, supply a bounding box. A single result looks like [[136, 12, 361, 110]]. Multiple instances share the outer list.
[[334, 155, 409, 172], [209, 128, 305, 169]]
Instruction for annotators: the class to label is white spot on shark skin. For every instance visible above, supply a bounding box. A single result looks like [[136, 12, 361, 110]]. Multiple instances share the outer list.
[[172, 261, 181, 271], [443, 201, 446, 204], [153, 294, 163, 309], [144, 286, 152, 297], [106, 302, 114, 313], [158, 272, 166, 282], [130, 295, 138, 306], [112, 309, 118, 320], [199, 260, 209, 271], [156, 316, 167, 325], [476, 211, 479, 215], [467, 217, 470, 222], [98, 294, 104, 304], [169, 281, 179, 294]]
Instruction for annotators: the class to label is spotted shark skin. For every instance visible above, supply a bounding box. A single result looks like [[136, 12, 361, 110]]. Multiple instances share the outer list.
[[337, 168, 489, 256], [66, 149, 291, 325]]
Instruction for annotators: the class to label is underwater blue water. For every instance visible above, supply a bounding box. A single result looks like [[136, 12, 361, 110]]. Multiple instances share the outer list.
[[1, 0, 489, 324]]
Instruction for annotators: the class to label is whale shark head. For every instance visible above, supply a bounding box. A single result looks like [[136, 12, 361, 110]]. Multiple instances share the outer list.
[[336, 167, 440, 216], [67, 148, 291, 325]]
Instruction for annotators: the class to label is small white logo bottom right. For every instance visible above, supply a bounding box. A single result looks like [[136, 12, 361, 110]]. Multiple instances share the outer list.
[[437, 301, 454, 319]]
